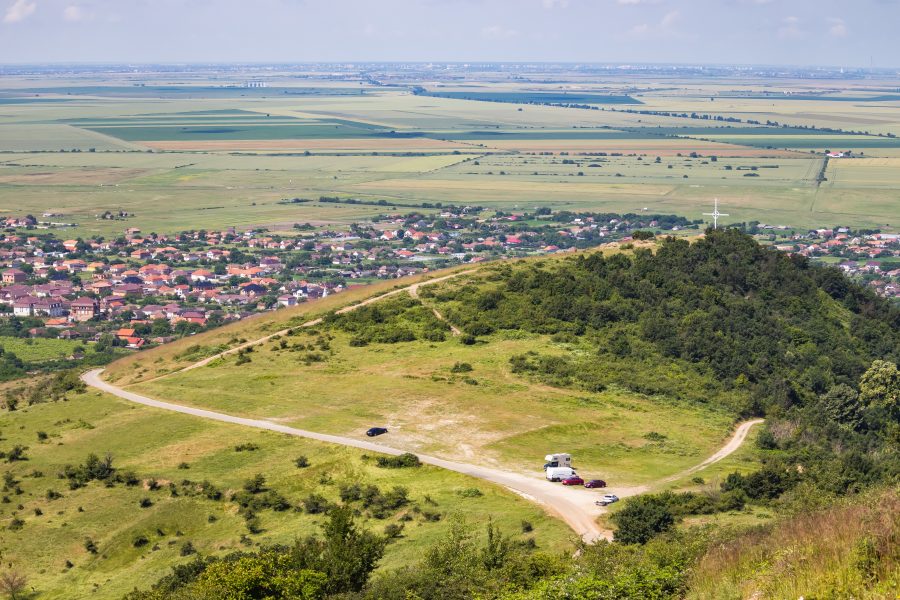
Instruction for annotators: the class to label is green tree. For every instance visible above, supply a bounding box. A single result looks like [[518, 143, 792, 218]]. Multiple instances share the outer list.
[[611, 495, 675, 544], [193, 552, 326, 599], [818, 384, 863, 431], [859, 360, 899, 415]]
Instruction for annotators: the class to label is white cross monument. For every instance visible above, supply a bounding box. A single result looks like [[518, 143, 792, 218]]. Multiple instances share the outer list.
[[703, 198, 729, 229]]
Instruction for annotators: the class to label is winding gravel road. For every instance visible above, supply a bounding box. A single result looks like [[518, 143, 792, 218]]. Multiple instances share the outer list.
[[84, 269, 763, 541], [81, 369, 761, 542]]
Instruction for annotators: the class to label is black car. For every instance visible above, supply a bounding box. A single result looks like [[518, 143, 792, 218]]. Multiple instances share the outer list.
[[366, 427, 388, 437]]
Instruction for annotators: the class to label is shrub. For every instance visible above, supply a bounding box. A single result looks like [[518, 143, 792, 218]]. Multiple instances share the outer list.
[[7, 517, 24, 531], [450, 362, 473, 373], [612, 495, 675, 544], [302, 493, 331, 514], [234, 443, 260, 452], [384, 523, 405, 539], [294, 456, 310, 468], [132, 535, 149, 548], [376, 453, 421, 469], [84, 538, 98, 554], [243, 473, 266, 494], [139, 497, 153, 508]]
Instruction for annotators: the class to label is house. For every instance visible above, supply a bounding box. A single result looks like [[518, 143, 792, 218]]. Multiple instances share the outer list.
[[13, 296, 37, 317], [70, 297, 99, 322], [116, 328, 136, 339], [277, 294, 297, 308], [2, 268, 26, 284], [124, 336, 145, 349], [33, 299, 64, 317]]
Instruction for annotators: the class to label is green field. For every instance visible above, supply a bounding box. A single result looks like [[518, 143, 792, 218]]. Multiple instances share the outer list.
[[0, 78, 897, 234], [122, 315, 737, 486], [0, 336, 89, 363], [0, 390, 572, 599]]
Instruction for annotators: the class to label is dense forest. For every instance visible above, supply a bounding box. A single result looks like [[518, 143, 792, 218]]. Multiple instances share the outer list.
[[424, 230, 899, 500], [123, 230, 899, 599]]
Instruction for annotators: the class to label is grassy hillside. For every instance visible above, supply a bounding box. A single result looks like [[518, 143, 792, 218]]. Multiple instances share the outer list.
[[0, 391, 570, 599], [687, 488, 900, 599]]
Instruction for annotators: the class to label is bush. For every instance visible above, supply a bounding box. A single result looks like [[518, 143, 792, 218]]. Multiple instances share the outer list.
[[302, 493, 331, 514], [132, 535, 149, 548], [243, 473, 266, 494], [612, 495, 676, 544], [294, 455, 310, 468], [450, 362, 473, 373], [376, 453, 421, 469], [139, 497, 153, 508], [384, 523, 405, 539]]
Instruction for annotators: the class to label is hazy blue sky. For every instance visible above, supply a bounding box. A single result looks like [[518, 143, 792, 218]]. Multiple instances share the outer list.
[[1, 0, 898, 67]]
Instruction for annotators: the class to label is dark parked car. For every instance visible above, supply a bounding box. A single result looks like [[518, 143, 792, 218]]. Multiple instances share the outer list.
[[561, 476, 585, 486], [584, 479, 607, 489], [366, 427, 388, 437]]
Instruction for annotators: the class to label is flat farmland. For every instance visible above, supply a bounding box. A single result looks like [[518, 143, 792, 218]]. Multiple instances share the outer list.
[[824, 157, 900, 188], [0, 124, 138, 152], [0, 80, 895, 231]]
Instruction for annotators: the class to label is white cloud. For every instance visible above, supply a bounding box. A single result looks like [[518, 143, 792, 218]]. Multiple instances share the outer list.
[[63, 4, 86, 21], [481, 24, 518, 39], [827, 17, 847, 37], [626, 9, 681, 38], [3, 0, 36, 23], [541, 0, 569, 8], [617, 0, 662, 5], [777, 15, 805, 39]]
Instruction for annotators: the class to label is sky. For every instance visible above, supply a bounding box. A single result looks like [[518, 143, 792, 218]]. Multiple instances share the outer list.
[[1, 0, 898, 68]]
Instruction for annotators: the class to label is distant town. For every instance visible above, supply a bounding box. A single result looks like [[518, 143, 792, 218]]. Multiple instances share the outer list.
[[0, 206, 895, 359]]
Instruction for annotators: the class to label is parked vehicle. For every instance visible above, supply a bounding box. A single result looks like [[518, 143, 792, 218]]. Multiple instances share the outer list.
[[545, 467, 577, 482], [562, 475, 585, 486], [595, 494, 620, 506], [366, 427, 388, 437], [543, 453, 572, 470], [584, 479, 607, 489]]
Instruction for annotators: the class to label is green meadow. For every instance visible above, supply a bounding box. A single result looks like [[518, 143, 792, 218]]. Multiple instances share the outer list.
[[0, 390, 572, 599]]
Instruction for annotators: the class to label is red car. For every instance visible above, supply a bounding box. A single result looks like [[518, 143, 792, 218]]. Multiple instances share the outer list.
[[584, 479, 607, 489], [561, 476, 585, 486]]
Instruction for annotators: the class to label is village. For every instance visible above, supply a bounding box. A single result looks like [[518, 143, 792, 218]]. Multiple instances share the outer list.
[[0, 206, 895, 363], [770, 227, 900, 299], [0, 206, 694, 354]]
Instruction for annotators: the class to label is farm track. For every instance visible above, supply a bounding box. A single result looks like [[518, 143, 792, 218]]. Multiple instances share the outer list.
[[178, 269, 476, 372], [82, 369, 762, 542], [84, 268, 763, 541]]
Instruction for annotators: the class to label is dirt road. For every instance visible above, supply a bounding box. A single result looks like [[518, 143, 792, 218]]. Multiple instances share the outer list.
[[182, 270, 475, 372], [80, 369, 761, 542]]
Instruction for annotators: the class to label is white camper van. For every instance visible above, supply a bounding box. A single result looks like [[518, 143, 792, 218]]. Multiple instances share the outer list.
[[545, 467, 577, 482], [544, 453, 572, 470]]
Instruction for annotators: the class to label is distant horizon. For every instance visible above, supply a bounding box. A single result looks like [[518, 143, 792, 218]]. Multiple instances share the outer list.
[[1, 0, 897, 69], [0, 61, 897, 74]]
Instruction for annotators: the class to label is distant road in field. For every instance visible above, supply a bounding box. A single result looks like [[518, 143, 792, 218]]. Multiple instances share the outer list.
[[82, 368, 762, 542]]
